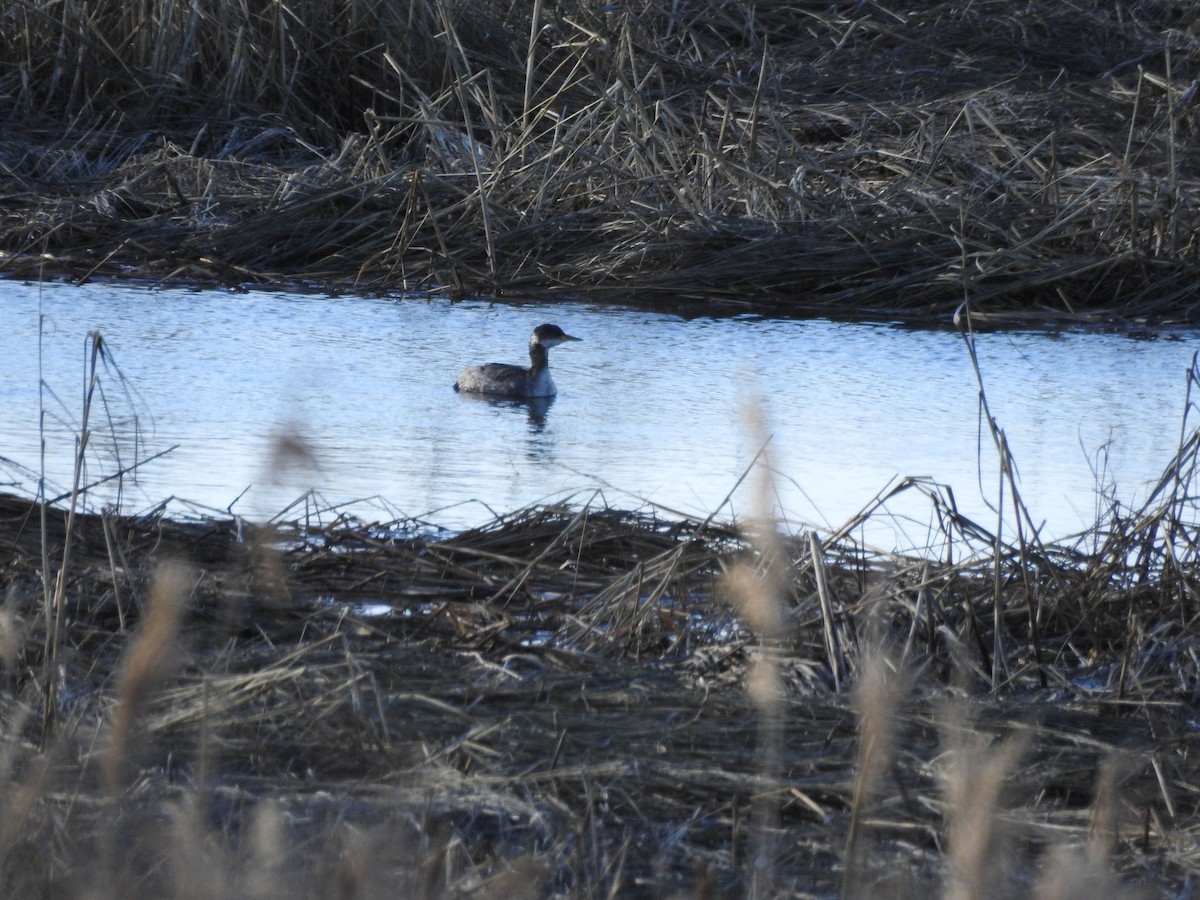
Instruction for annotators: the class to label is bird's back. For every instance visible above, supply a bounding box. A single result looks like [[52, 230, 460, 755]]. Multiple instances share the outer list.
[[454, 363, 530, 396]]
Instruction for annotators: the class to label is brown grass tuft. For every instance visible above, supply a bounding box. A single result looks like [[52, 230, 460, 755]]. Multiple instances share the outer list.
[[939, 710, 1032, 900], [102, 562, 189, 795]]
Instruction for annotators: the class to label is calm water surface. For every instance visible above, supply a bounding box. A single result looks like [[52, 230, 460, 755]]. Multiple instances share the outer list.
[[0, 279, 1195, 550]]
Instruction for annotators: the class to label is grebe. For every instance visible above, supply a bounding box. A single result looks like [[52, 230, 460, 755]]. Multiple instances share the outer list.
[[454, 323, 581, 398]]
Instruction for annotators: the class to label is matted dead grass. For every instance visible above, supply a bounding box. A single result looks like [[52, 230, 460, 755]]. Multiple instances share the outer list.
[[2, 1, 1200, 319], [0, 407, 1198, 897]]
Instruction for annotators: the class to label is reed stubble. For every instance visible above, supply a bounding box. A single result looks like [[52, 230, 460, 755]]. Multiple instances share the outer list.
[[1, 1, 1198, 320]]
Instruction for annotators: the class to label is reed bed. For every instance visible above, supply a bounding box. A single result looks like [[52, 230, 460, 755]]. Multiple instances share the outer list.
[[0, 409, 1197, 896], [2, 0, 1200, 318]]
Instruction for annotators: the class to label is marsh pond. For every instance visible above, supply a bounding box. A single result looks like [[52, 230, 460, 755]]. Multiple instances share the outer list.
[[1, 278, 1196, 549]]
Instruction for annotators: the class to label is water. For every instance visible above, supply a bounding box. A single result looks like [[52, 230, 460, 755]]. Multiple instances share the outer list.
[[0, 279, 1195, 551]]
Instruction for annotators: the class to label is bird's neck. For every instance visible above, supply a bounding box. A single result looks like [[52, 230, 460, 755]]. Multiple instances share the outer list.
[[528, 342, 548, 373]]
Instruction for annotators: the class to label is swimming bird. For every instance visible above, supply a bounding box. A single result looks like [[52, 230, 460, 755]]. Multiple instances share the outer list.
[[454, 323, 581, 398]]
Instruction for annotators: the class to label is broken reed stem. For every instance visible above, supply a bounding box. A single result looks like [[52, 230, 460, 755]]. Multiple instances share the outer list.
[[809, 531, 844, 691], [955, 310, 1051, 689], [42, 331, 103, 746], [991, 445, 1006, 690], [1160, 352, 1200, 592], [1166, 46, 1180, 256], [100, 508, 127, 631], [436, 2, 496, 280], [746, 36, 771, 161], [1001, 438, 1048, 690], [522, 0, 544, 143], [36, 294, 52, 740]]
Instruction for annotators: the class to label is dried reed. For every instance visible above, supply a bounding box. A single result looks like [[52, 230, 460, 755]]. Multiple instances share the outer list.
[[0, 449, 1193, 895], [0, 1, 1197, 320]]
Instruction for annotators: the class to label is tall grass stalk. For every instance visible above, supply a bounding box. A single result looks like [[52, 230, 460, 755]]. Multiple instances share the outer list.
[[41, 331, 104, 745], [36, 288, 52, 742], [521, 0, 544, 148], [955, 306, 1049, 689], [810, 531, 844, 690], [726, 401, 786, 900], [841, 639, 908, 899]]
